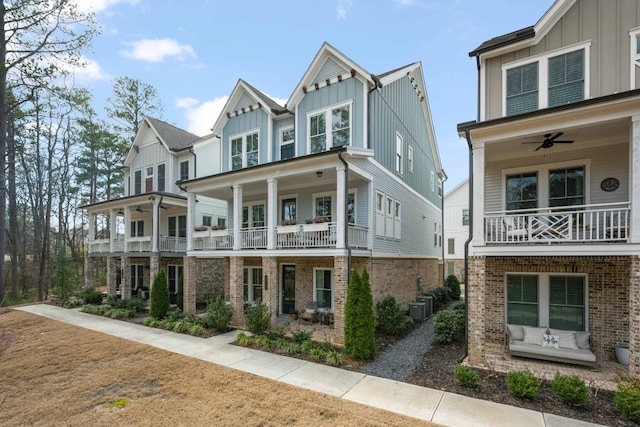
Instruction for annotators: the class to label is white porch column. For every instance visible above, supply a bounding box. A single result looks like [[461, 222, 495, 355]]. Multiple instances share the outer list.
[[88, 212, 96, 242], [152, 197, 159, 252], [124, 206, 131, 252], [336, 165, 346, 249], [233, 184, 243, 250], [267, 178, 278, 250], [630, 117, 640, 243], [187, 192, 196, 251], [471, 142, 486, 248], [109, 208, 117, 253]]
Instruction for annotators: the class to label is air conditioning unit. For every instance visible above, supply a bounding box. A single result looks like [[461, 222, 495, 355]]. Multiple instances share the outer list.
[[416, 296, 434, 318], [409, 302, 427, 321]]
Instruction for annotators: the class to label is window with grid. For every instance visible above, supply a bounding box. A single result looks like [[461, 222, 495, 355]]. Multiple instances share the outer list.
[[549, 166, 584, 208], [246, 133, 259, 166], [231, 132, 259, 170], [309, 103, 350, 153], [332, 106, 350, 147], [549, 276, 585, 331], [280, 128, 295, 160], [506, 62, 538, 116], [157, 163, 165, 192], [180, 161, 189, 181], [315, 196, 332, 221], [396, 132, 403, 174], [548, 49, 584, 108], [202, 215, 212, 227], [231, 137, 243, 170], [310, 113, 327, 153], [507, 274, 539, 326], [281, 198, 296, 222], [243, 267, 263, 304], [130, 220, 144, 237], [506, 172, 538, 211], [134, 170, 142, 195], [314, 269, 333, 310], [462, 209, 469, 226]]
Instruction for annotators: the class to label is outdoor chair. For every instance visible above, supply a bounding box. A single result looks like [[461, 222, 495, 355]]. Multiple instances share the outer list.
[[298, 302, 318, 325]]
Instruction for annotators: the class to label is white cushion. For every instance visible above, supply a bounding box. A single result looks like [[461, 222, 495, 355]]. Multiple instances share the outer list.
[[550, 329, 590, 349], [507, 324, 524, 341], [523, 326, 547, 346], [556, 331, 578, 349], [509, 342, 596, 363], [305, 308, 316, 314], [542, 334, 559, 348]]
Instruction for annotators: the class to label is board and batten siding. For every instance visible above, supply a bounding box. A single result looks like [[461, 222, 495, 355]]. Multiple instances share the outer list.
[[350, 157, 441, 258], [296, 78, 364, 154], [221, 108, 270, 171], [484, 143, 628, 212], [368, 76, 438, 205], [484, 0, 640, 120], [313, 58, 347, 85]]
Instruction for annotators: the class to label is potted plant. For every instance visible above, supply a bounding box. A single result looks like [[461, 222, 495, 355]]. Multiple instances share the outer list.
[[303, 216, 329, 232], [277, 219, 299, 233], [210, 224, 228, 236], [193, 225, 209, 238]]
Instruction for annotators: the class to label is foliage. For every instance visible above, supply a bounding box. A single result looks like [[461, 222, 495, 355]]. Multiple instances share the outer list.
[[434, 310, 465, 344], [455, 365, 479, 388], [614, 378, 640, 422], [235, 332, 253, 346], [106, 398, 130, 409], [505, 370, 539, 400], [345, 266, 376, 360], [308, 348, 326, 362], [107, 296, 146, 313], [149, 269, 170, 319], [173, 319, 192, 333], [291, 330, 312, 344], [177, 273, 184, 311], [375, 294, 407, 335], [81, 305, 109, 316], [551, 373, 588, 406], [188, 324, 206, 336], [424, 287, 451, 311], [444, 275, 461, 300], [79, 289, 103, 305], [264, 324, 288, 341], [203, 295, 233, 331], [325, 350, 343, 367], [244, 304, 271, 335], [51, 244, 79, 300], [452, 301, 466, 313]]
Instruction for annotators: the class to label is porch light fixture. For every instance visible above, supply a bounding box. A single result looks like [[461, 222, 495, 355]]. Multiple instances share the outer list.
[[264, 275, 268, 291], [316, 171, 323, 178]]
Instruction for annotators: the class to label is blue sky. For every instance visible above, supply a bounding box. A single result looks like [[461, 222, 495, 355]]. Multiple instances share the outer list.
[[74, 0, 555, 190]]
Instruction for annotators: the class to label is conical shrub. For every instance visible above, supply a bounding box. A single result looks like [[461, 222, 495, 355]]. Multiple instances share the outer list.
[[345, 265, 376, 360], [150, 268, 170, 318]]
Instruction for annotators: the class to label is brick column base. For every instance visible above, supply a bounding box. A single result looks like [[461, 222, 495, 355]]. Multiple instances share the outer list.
[[630, 256, 640, 378], [149, 256, 160, 287], [332, 255, 348, 346], [262, 256, 279, 326], [106, 257, 117, 297], [84, 256, 98, 289], [230, 257, 245, 327], [183, 256, 197, 314], [467, 256, 487, 368], [121, 257, 131, 299]]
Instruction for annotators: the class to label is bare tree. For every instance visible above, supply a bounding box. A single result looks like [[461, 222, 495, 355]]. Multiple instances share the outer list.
[[0, 0, 97, 305]]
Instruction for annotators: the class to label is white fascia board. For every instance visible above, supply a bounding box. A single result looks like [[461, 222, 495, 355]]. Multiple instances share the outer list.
[[378, 62, 420, 86], [210, 80, 244, 136], [470, 244, 640, 257]]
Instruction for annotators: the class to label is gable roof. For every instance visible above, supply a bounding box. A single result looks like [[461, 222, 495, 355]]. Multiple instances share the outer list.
[[146, 117, 201, 152], [239, 79, 288, 115], [469, 0, 576, 59]]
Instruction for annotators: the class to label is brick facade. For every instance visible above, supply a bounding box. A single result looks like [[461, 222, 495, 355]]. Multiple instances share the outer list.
[[630, 256, 640, 377], [121, 257, 131, 299], [468, 256, 632, 369], [194, 258, 228, 303], [229, 256, 245, 326], [445, 258, 466, 282], [106, 257, 118, 297], [183, 256, 197, 314]]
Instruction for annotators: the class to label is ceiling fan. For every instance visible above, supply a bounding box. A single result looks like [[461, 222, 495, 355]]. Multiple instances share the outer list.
[[523, 132, 574, 151]]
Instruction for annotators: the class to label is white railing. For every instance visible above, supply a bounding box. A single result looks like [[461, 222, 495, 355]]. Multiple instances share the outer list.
[[88, 239, 110, 253], [113, 238, 124, 252], [126, 236, 153, 252], [159, 236, 187, 252], [193, 232, 233, 250], [485, 202, 630, 244], [241, 226, 267, 249], [348, 224, 369, 248]]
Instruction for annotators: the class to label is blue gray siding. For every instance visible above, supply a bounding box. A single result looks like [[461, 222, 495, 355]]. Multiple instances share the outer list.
[[314, 58, 347, 84], [369, 76, 438, 205], [221, 109, 270, 171], [273, 117, 295, 161]]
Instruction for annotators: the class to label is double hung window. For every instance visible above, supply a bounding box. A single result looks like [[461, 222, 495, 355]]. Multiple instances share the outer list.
[[314, 268, 333, 310], [231, 131, 259, 170], [309, 103, 351, 153]]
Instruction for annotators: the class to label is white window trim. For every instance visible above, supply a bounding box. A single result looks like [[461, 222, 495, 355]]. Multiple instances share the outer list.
[[306, 100, 353, 154], [630, 27, 640, 89], [133, 168, 142, 194], [278, 193, 298, 223], [347, 188, 358, 224], [279, 125, 295, 160], [501, 158, 591, 211], [242, 200, 266, 228], [504, 272, 589, 331], [408, 144, 414, 173], [501, 40, 591, 116], [395, 132, 403, 175], [375, 191, 385, 237], [167, 264, 183, 294], [244, 266, 263, 304], [230, 128, 260, 170], [179, 160, 189, 181], [313, 267, 334, 311]]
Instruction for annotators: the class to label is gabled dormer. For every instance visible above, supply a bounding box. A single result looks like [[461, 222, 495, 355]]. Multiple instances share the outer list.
[[470, 0, 640, 122], [212, 80, 290, 173], [123, 116, 201, 196], [288, 42, 376, 155]]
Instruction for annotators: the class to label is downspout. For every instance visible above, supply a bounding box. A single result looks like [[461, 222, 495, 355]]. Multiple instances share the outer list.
[[460, 128, 473, 363], [337, 149, 351, 284], [155, 195, 164, 282], [188, 147, 197, 178], [440, 172, 448, 284]]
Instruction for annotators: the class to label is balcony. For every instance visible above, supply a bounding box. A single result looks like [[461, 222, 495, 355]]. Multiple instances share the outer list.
[[484, 202, 629, 245], [192, 222, 369, 251], [88, 235, 189, 254]]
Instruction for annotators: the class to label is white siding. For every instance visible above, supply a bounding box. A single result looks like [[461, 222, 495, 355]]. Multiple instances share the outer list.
[[443, 180, 469, 260]]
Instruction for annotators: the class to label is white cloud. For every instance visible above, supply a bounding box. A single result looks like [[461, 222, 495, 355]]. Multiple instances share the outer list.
[[266, 95, 288, 107], [393, 0, 415, 6], [337, 0, 352, 19], [121, 38, 196, 63], [73, 58, 111, 81], [176, 96, 229, 136], [73, 0, 139, 13]]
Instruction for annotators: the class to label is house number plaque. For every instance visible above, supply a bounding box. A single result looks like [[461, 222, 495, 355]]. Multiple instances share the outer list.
[[600, 177, 619, 192]]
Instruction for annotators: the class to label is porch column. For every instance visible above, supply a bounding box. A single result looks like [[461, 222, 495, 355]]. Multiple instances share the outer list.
[[124, 206, 131, 252], [84, 256, 98, 289], [630, 117, 640, 243], [122, 257, 131, 299], [187, 192, 196, 251], [106, 256, 118, 297], [233, 184, 243, 250], [229, 256, 245, 326], [267, 178, 277, 250], [336, 165, 346, 249], [183, 256, 197, 314], [149, 256, 160, 286], [471, 142, 486, 247], [152, 197, 160, 253], [630, 256, 640, 378], [109, 209, 117, 253], [262, 256, 278, 323], [88, 212, 96, 242], [332, 255, 349, 345]]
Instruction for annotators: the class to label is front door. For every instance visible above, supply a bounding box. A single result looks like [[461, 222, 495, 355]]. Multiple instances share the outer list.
[[282, 265, 295, 314]]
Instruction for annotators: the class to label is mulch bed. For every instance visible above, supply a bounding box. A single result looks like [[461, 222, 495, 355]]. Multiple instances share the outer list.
[[405, 340, 633, 427]]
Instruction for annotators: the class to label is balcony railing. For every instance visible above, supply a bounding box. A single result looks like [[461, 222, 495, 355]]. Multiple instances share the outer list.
[[241, 226, 268, 249], [159, 236, 187, 252], [484, 202, 630, 244], [88, 239, 110, 253], [126, 236, 153, 252]]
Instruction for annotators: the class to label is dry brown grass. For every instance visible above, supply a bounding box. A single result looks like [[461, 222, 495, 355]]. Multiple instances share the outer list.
[[0, 310, 438, 426]]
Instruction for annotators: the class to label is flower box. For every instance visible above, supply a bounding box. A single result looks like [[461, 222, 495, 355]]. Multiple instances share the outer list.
[[303, 222, 329, 232], [210, 228, 229, 237], [277, 224, 300, 234], [193, 230, 210, 238]]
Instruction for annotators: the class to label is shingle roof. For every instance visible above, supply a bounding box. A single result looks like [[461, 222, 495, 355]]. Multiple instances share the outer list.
[[146, 117, 201, 151], [469, 26, 535, 57], [377, 62, 417, 79], [240, 79, 289, 114]]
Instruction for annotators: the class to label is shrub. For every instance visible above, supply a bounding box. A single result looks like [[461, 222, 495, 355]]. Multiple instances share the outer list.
[[244, 304, 271, 335], [551, 373, 588, 406], [434, 310, 464, 344], [105, 308, 133, 319], [255, 335, 274, 350], [173, 319, 192, 333], [188, 324, 206, 336], [80, 290, 103, 305], [345, 266, 376, 360], [425, 287, 450, 311], [309, 348, 327, 362], [375, 295, 407, 335], [281, 341, 302, 354], [326, 350, 343, 367], [204, 295, 233, 331], [236, 332, 253, 346], [301, 340, 316, 354], [177, 273, 184, 311], [614, 378, 640, 422], [149, 269, 170, 319], [143, 316, 155, 326], [82, 305, 109, 315], [506, 370, 539, 400], [108, 297, 146, 312], [455, 365, 479, 388], [452, 301, 465, 313], [265, 325, 288, 341], [444, 275, 461, 300], [291, 330, 312, 344]]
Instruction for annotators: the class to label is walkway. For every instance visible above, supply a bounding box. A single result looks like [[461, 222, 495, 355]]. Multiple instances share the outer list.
[[15, 304, 604, 427]]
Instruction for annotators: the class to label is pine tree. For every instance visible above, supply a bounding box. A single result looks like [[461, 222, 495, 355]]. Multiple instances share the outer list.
[[345, 265, 376, 360], [150, 269, 170, 318]]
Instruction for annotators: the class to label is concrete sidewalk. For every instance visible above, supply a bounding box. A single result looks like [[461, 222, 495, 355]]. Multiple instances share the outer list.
[[15, 304, 604, 427]]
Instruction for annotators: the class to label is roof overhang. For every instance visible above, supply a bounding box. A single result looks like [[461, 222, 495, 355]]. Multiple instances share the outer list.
[[80, 192, 187, 213]]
